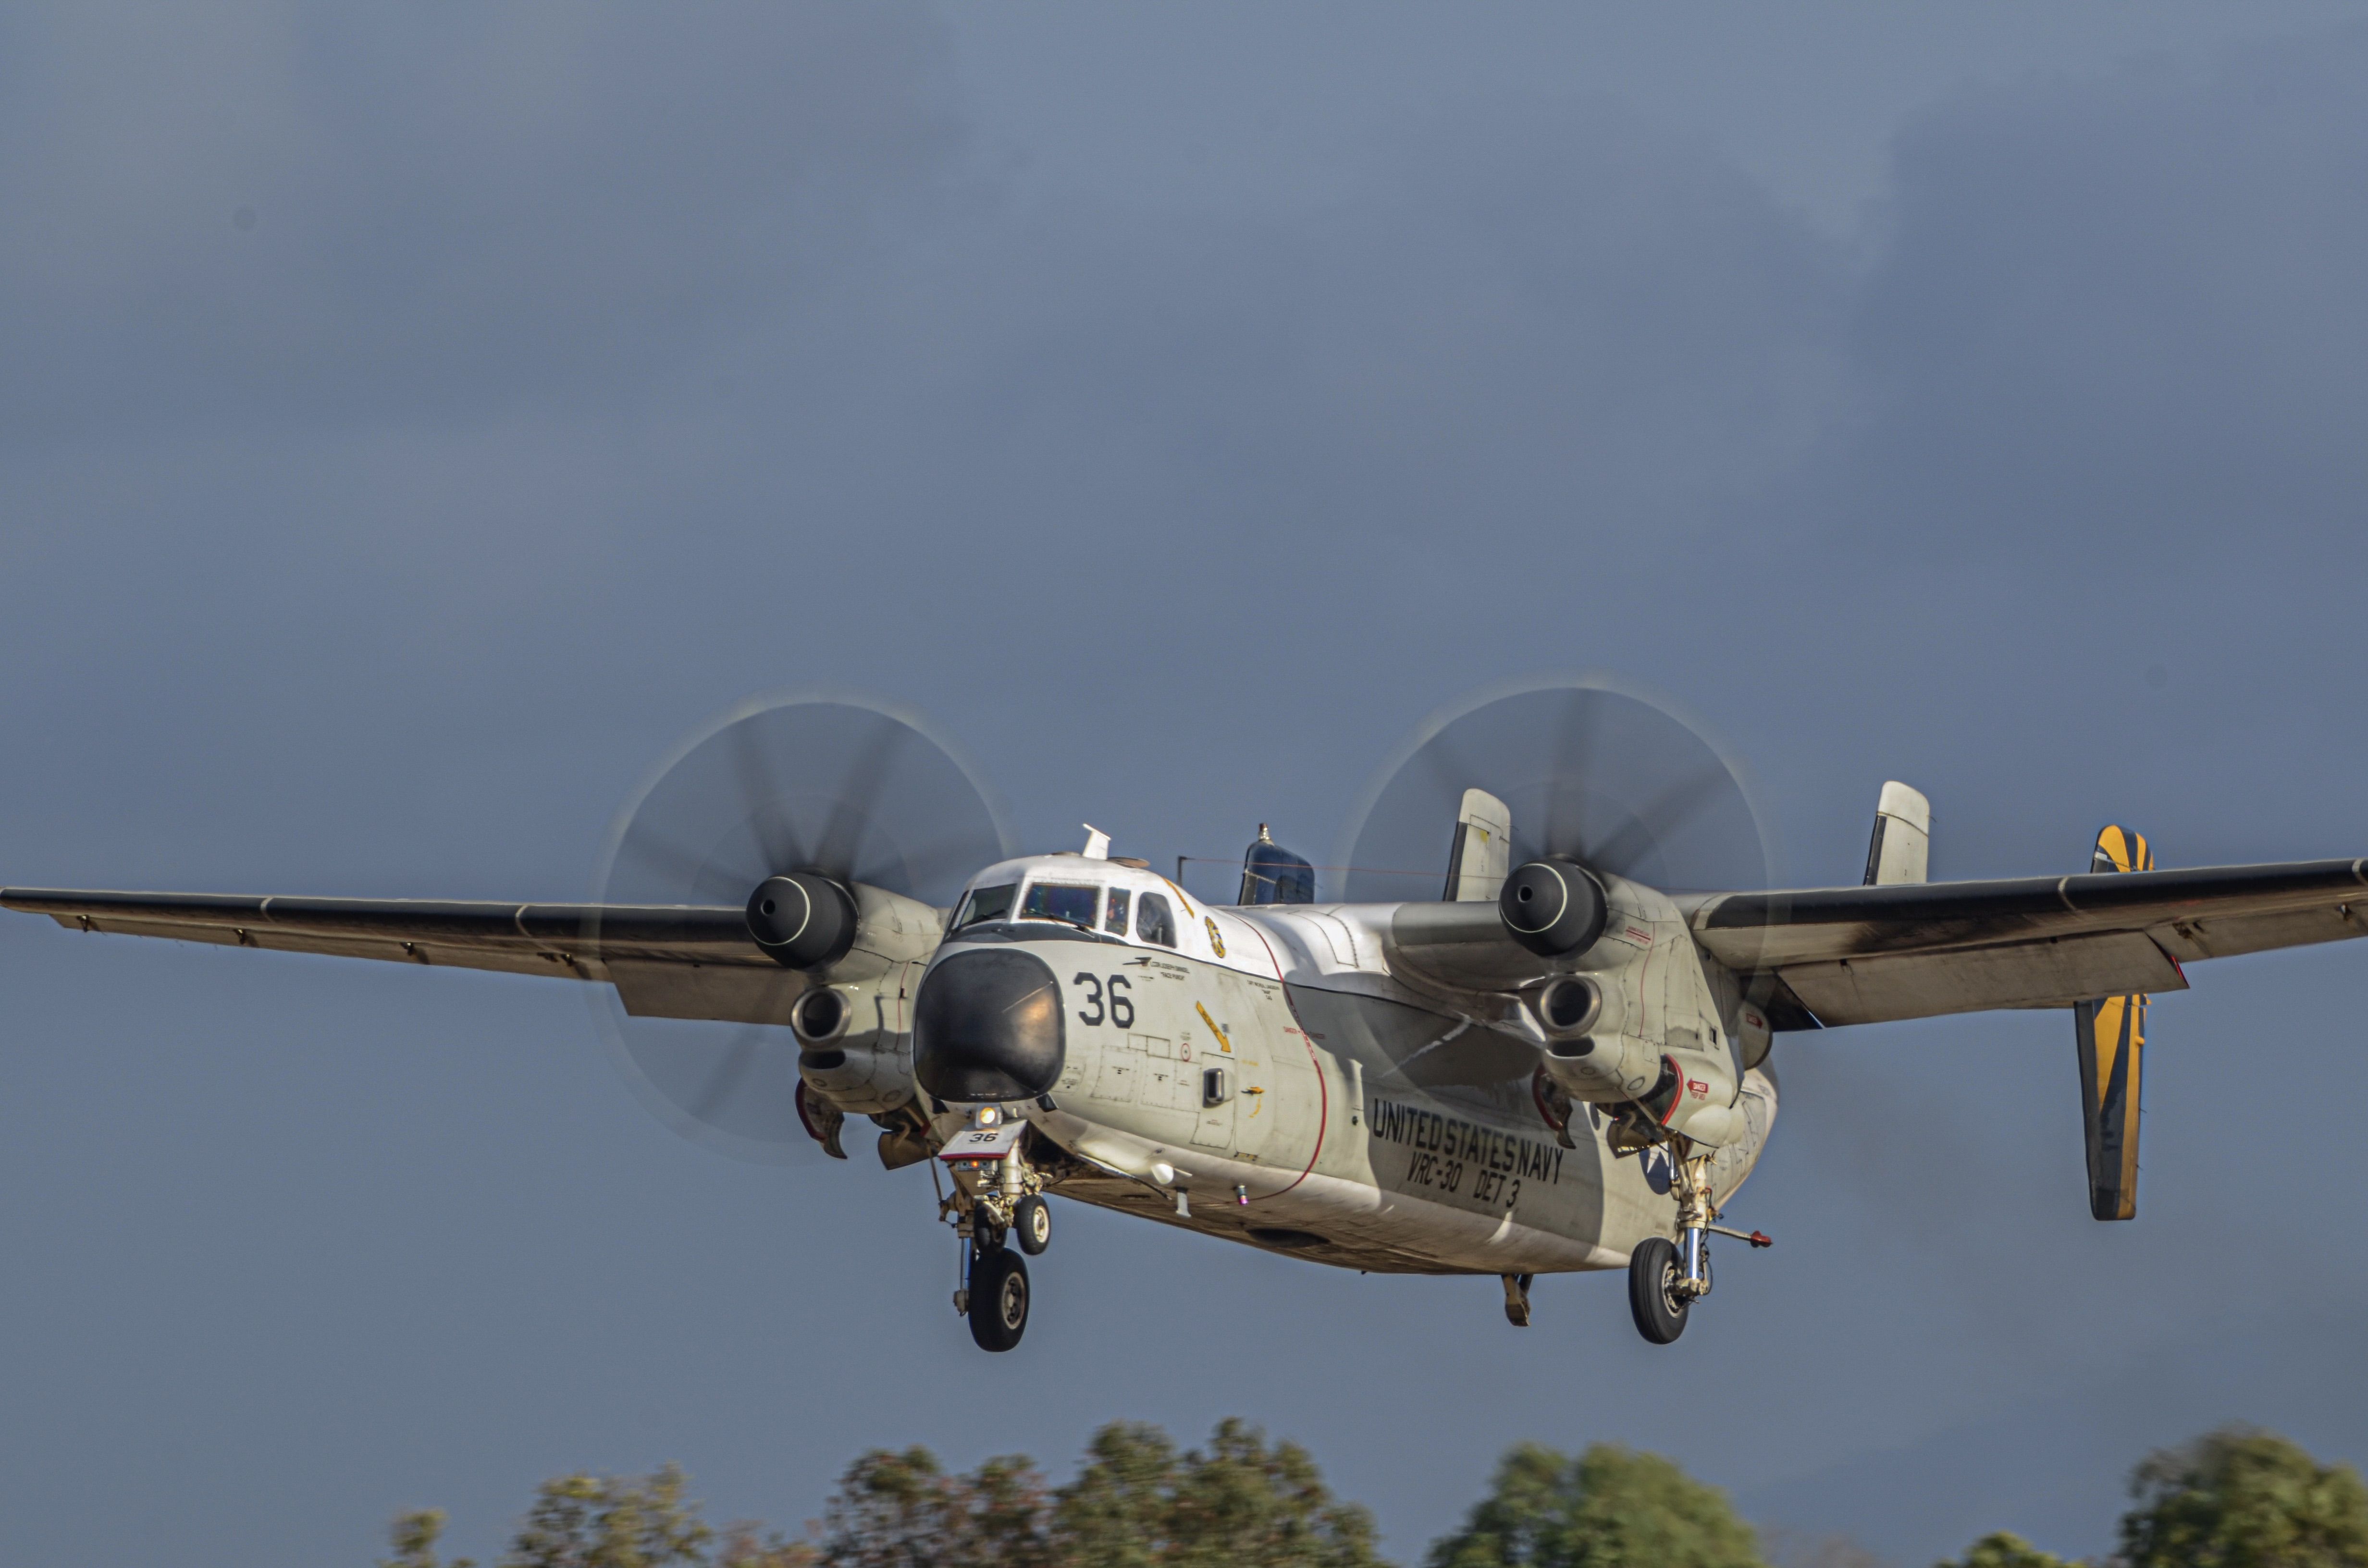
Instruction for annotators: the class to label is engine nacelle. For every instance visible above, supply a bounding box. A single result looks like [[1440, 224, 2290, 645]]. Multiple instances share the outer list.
[[747, 872, 859, 969], [1540, 1029, 1664, 1103], [747, 876, 941, 977], [753, 879, 944, 1118], [792, 967, 922, 1116], [1499, 858, 1608, 957]]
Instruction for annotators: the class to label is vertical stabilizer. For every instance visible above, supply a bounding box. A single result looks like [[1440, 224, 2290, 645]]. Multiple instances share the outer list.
[[2072, 824, 2152, 1221], [1442, 788, 1512, 902], [1862, 782, 1931, 885]]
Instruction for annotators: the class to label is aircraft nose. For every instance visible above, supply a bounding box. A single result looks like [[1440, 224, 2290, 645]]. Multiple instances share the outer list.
[[913, 949, 1066, 1102]]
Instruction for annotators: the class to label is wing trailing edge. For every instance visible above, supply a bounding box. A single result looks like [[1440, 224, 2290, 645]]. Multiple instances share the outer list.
[[1692, 856, 2368, 1028]]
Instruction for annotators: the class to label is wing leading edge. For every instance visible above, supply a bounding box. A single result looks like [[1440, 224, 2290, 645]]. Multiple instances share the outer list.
[[1690, 858, 2368, 1028], [0, 888, 795, 1024]]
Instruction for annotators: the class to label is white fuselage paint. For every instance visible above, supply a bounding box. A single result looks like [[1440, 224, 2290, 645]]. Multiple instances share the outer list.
[[913, 855, 1776, 1276]]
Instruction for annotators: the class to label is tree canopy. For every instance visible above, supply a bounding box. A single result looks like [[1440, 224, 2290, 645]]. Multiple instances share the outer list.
[[380, 1419, 2368, 1568], [1424, 1441, 1761, 1568], [2118, 1425, 2368, 1568]]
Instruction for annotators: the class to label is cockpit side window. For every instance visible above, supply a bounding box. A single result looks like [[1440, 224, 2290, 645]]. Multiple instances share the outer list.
[[1104, 888, 1132, 935], [954, 882, 1017, 930], [1135, 891, 1176, 947], [1021, 882, 1100, 929]]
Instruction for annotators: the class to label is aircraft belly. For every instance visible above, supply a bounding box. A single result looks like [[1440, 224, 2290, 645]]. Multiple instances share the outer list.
[[1048, 1169, 1618, 1275], [1030, 941, 1779, 1276]]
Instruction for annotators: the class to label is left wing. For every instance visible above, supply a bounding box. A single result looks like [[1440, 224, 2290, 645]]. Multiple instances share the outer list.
[[1690, 858, 2368, 1028], [0, 888, 797, 1023]]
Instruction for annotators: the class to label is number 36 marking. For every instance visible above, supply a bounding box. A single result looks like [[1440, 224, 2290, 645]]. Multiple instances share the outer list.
[[1073, 973, 1134, 1029]]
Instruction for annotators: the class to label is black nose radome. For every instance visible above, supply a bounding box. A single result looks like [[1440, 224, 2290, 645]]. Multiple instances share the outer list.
[[913, 949, 1066, 1102]]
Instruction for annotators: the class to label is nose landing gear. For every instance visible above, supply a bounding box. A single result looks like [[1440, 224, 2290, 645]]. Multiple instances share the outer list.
[[966, 1240, 1030, 1351], [1013, 1193, 1052, 1256], [939, 1107, 1051, 1352]]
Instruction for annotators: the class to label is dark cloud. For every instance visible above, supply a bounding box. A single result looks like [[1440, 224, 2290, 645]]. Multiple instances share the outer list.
[[3, 10, 2368, 1567], [0, 3, 960, 440], [1838, 27, 2368, 561]]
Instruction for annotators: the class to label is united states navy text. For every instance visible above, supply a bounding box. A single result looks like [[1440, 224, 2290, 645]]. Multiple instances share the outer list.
[[1368, 1097, 1562, 1208]]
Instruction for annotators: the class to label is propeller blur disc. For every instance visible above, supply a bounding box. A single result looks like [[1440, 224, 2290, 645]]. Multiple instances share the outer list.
[[1334, 675, 1767, 904], [589, 690, 1012, 1164]]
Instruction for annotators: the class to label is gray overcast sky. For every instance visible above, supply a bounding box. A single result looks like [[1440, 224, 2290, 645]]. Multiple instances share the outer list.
[[5, 4, 2368, 1564]]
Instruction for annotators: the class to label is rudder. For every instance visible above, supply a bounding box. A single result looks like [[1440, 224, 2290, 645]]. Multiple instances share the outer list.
[[2071, 824, 2151, 1221]]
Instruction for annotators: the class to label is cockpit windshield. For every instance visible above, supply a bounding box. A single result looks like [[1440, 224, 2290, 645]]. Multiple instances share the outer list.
[[1020, 882, 1100, 928], [952, 882, 1017, 930]]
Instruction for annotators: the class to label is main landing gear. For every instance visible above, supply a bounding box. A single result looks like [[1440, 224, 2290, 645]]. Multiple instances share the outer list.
[[940, 1107, 1054, 1352], [1624, 1143, 1772, 1345]]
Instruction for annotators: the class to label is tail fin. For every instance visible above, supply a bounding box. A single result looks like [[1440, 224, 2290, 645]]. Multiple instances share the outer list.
[[1862, 782, 1931, 885], [1443, 788, 1512, 902], [2072, 825, 2153, 1221]]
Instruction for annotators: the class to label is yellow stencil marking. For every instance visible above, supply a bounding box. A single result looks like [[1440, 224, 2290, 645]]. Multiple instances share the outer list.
[[1196, 1002, 1232, 1054], [1158, 876, 1196, 919]]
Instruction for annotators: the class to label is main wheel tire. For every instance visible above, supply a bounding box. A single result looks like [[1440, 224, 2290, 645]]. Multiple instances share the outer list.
[[1013, 1194, 1052, 1256], [1628, 1237, 1688, 1344], [967, 1246, 1030, 1352]]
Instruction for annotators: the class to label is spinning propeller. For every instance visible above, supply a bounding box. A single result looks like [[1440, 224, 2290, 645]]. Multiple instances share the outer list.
[[1335, 675, 1769, 903], [590, 692, 1011, 1163]]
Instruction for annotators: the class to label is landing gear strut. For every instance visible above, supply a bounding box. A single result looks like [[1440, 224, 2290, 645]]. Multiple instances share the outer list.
[[1625, 1142, 1770, 1345], [939, 1108, 1051, 1352]]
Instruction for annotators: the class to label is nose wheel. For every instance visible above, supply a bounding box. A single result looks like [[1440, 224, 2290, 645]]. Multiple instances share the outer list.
[[938, 1109, 1052, 1351], [967, 1244, 1030, 1352], [1013, 1193, 1052, 1255]]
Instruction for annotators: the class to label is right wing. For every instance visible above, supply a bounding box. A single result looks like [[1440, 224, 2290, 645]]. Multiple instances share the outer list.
[[1690, 858, 2368, 1027], [0, 888, 800, 1023]]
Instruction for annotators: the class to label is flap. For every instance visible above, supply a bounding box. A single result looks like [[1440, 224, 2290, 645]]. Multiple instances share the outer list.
[[1779, 931, 2186, 1026]]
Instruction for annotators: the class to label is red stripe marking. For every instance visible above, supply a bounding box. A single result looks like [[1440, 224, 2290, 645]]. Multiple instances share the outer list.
[[1242, 921, 1327, 1201]]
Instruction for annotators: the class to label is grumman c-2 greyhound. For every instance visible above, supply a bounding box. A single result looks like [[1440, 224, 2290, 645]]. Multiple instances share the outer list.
[[8, 679, 2361, 1351]]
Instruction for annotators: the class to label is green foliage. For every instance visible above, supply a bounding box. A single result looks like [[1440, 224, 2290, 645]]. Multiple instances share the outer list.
[[814, 1419, 1379, 1568], [386, 1423, 1376, 1568], [1425, 1441, 1761, 1568], [712, 1524, 819, 1568], [502, 1463, 714, 1568], [1933, 1531, 2070, 1568], [2119, 1425, 2368, 1568], [382, 1507, 475, 1568], [1052, 1417, 1382, 1568], [383, 1418, 2368, 1568], [813, 1446, 1054, 1568]]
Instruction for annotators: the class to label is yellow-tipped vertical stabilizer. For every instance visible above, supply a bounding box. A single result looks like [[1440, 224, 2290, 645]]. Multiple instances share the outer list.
[[2072, 824, 2152, 1221]]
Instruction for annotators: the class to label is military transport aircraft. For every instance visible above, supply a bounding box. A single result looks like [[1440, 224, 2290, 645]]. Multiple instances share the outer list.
[[7, 678, 2362, 1351]]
